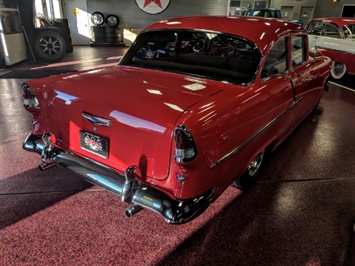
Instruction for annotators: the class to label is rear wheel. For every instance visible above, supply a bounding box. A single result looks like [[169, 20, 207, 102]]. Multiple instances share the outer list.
[[330, 62, 346, 79], [232, 150, 265, 190]]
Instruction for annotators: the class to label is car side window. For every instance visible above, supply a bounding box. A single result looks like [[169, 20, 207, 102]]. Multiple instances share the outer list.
[[343, 24, 355, 38], [306, 21, 323, 35], [322, 23, 341, 38], [291, 35, 306, 67], [261, 38, 287, 78]]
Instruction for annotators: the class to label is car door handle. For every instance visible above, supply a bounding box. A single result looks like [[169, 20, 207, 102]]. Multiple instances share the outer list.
[[297, 73, 303, 78]]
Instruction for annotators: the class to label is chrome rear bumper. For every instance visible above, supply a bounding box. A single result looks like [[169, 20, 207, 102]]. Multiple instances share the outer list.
[[23, 133, 215, 224]]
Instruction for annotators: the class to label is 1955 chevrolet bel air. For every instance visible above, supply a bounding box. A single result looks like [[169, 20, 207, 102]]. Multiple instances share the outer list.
[[306, 17, 355, 79], [22, 16, 331, 224]]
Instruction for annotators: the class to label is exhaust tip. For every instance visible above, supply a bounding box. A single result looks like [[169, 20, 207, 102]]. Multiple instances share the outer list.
[[38, 162, 55, 171], [125, 205, 143, 218]]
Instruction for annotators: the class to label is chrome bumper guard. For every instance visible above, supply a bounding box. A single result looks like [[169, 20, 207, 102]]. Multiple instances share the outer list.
[[23, 133, 215, 224]]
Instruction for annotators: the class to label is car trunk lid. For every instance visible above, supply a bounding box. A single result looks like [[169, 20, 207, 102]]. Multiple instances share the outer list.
[[30, 66, 223, 180]]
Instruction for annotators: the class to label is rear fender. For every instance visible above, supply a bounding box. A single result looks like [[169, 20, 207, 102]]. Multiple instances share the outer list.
[[241, 136, 277, 174]]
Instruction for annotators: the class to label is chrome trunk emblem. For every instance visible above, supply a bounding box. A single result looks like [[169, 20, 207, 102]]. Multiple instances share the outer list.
[[82, 112, 111, 127]]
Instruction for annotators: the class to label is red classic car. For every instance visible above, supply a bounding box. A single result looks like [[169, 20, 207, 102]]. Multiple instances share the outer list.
[[22, 16, 331, 224], [306, 18, 355, 79]]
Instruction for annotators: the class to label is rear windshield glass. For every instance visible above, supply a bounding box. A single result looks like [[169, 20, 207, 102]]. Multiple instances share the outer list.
[[120, 30, 261, 85]]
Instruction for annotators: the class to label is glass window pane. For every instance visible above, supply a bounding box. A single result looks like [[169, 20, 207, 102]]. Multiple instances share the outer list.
[[262, 38, 287, 78], [323, 23, 341, 38], [291, 35, 305, 66], [125, 30, 261, 85]]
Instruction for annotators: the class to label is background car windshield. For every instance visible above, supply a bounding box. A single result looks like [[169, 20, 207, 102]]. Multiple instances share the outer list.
[[123, 30, 261, 85], [253, 10, 278, 18]]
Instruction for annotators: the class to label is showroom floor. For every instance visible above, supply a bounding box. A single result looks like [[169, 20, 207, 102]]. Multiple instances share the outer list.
[[0, 46, 355, 266]]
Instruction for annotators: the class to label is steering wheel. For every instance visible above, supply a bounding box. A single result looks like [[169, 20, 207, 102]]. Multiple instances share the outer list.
[[214, 44, 235, 57]]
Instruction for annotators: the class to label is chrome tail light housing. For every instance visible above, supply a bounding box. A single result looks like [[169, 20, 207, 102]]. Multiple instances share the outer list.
[[173, 125, 197, 163], [21, 82, 40, 108]]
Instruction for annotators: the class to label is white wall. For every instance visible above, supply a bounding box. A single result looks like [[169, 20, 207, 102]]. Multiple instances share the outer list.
[[270, 0, 318, 20], [87, 0, 229, 29], [314, 1, 355, 17]]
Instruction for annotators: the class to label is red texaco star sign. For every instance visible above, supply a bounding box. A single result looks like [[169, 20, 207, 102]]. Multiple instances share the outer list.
[[135, 0, 171, 14], [144, 0, 162, 8]]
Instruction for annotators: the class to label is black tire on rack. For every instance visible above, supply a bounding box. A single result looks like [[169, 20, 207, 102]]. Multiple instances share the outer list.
[[62, 35, 72, 44], [105, 27, 120, 41], [57, 26, 70, 36], [52, 18, 69, 27], [92, 37, 106, 43], [106, 15, 119, 27], [66, 45, 73, 53], [92, 32, 105, 38], [105, 26, 119, 33], [91, 26, 105, 37], [105, 37, 120, 43], [92, 26, 105, 32], [33, 30, 67, 62], [91, 26, 106, 42], [91, 12, 105, 26], [105, 32, 118, 38], [62, 36, 73, 53], [51, 19, 71, 36]]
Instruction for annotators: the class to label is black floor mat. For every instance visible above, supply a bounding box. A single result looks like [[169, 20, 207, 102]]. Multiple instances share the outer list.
[[0, 69, 77, 79]]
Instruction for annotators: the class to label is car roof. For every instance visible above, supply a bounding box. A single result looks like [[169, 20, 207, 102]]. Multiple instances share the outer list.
[[310, 17, 355, 28], [144, 16, 304, 54]]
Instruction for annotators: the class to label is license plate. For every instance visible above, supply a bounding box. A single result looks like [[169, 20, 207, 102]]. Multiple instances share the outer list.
[[80, 131, 108, 158]]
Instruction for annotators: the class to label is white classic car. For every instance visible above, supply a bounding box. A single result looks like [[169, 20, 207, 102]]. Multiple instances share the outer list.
[[306, 18, 355, 79]]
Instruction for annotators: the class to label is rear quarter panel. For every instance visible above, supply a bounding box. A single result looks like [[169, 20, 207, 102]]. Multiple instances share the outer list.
[[160, 58, 331, 201], [161, 78, 296, 200], [317, 47, 355, 75]]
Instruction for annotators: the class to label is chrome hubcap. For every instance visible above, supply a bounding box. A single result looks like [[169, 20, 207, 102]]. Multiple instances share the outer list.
[[248, 150, 265, 176], [333, 63, 345, 76]]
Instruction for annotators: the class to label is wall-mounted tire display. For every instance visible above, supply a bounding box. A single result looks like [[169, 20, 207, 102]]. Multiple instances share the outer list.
[[91, 12, 105, 26], [106, 15, 119, 27], [33, 30, 67, 62], [89, 13, 123, 46], [105, 26, 121, 43], [91, 26, 106, 43]]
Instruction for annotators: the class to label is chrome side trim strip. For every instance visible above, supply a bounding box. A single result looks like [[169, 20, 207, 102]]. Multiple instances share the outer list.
[[316, 46, 355, 55], [210, 99, 302, 168]]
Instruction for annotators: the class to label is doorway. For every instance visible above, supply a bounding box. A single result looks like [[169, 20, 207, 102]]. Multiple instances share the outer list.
[[63, 0, 90, 45], [281, 6, 294, 21], [300, 6, 314, 25], [341, 5, 355, 17], [228, 0, 268, 16]]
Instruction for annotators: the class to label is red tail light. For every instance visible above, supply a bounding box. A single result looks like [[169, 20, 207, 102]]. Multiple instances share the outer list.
[[21, 83, 40, 108], [173, 125, 197, 163]]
